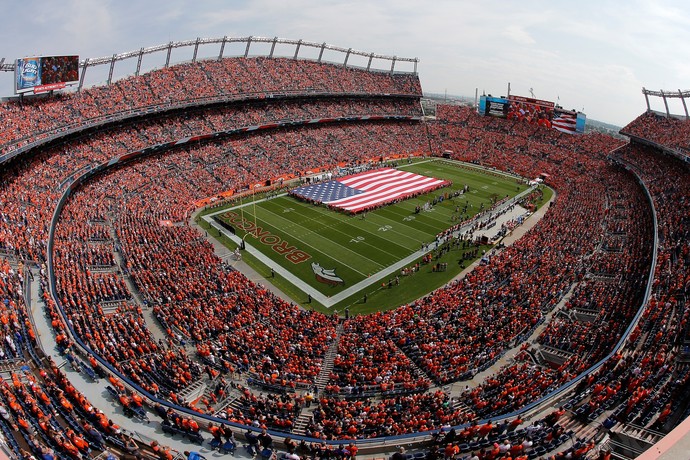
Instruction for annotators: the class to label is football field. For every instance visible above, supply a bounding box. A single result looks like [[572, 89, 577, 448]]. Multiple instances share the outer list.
[[203, 159, 530, 311]]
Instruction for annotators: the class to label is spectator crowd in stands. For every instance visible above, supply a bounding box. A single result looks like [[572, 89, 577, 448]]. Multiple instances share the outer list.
[[0, 54, 687, 460]]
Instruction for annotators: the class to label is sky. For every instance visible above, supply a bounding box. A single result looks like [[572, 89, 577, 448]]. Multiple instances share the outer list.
[[2, 0, 690, 126]]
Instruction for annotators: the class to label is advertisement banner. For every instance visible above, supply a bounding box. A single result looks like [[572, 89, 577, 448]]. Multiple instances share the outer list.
[[507, 95, 555, 126], [16, 55, 79, 94]]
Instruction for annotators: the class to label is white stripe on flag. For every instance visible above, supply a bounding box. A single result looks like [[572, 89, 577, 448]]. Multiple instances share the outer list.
[[337, 168, 400, 186], [340, 181, 446, 213], [329, 182, 445, 213], [341, 170, 418, 192], [327, 176, 442, 207], [552, 115, 577, 133]]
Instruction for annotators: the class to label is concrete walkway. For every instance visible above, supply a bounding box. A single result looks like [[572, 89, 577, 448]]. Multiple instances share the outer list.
[[25, 265, 258, 458]]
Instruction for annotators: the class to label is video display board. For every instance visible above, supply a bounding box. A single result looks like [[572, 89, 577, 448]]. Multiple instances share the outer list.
[[16, 55, 79, 94], [478, 95, 510, 118], [478, 94, 585, 134], [552, 109, 587, 134], [507, 95, 555, 126]]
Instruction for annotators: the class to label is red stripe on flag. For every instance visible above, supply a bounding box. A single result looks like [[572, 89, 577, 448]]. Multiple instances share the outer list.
[[341, 170, 417, 191], [337, 168, 399, 186], [328, 176, 442, 208], [339, 180, 447, 213], [552, 114, 577, 133], [317, 167, 449, 213]]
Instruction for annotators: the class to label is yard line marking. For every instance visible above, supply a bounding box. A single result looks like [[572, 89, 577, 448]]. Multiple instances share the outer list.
[[259, 204, 386, 272], [361, 211, 433, 242], [285, 199, 413, 258]]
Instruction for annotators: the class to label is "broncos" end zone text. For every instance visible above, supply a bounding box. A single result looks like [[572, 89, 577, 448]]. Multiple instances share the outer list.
[[219, 210, 311, 264]]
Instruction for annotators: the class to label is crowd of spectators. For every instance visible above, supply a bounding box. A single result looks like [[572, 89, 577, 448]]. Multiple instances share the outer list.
[[420, 404, 581, 460], [620, 110, 690, 159], [361, 111, 630, 389], [508, 128, 690, 453], [0, 56, 421, 156], [0, 260, 31, 362], [0, 54, 689, 459], [265, 105, 664, 438], [5, 71, 425, 402], [31, 98, 668, 443], [461, 351, 565, 420], [596, 141, 689, 427], [0, 93, 422, 263], [224, 386, 303, 432], [537, 168, 652, 358], [445, 165, 653, 424], [310, 390, 471, 439], [0, 260, 182, 460], [326, 313, 430, 396]]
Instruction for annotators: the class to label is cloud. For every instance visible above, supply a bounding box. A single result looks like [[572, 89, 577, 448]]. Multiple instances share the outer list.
[[0, 0, 688, 125], [502, 25, 536, 45], [62, 0, 116, 52]]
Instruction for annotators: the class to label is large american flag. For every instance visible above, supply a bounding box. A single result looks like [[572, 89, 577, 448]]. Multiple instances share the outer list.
[[552, 112, 578, 134], [290, 168, 448, 214]]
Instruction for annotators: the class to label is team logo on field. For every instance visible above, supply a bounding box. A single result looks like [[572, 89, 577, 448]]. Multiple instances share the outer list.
[[311, 262, 344, 286]]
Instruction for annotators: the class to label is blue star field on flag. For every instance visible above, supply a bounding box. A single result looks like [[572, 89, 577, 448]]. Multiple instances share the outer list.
[[291, 180, 364, 203]]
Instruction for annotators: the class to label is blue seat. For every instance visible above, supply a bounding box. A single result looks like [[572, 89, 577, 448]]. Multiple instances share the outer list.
[[209, 437, 222, 449], [187, 431, 204, 445], [82, 364, 99, 382], [105, 385, 120, 399], [222, 440, 236, 454]]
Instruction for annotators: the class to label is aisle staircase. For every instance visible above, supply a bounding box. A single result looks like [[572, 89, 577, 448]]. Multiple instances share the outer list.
[[178, 379, 207, 404], [292, 322, 345, 434], [450, 398, 476, 421], [312, 322, 345, 393], [607, 423, 665, 458]]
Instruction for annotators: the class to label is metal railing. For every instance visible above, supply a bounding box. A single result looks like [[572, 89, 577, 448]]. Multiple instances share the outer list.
[[1, 36, 418, 88]]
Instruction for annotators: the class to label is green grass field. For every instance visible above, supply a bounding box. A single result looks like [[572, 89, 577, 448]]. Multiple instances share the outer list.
[[200, 159, 536, 314]]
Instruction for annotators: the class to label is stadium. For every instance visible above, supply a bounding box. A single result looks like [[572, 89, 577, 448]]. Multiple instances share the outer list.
[[0, 35, 688, 460]]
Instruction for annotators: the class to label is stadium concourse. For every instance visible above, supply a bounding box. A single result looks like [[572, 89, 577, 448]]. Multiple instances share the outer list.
[[0, 42, 687, 460]]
